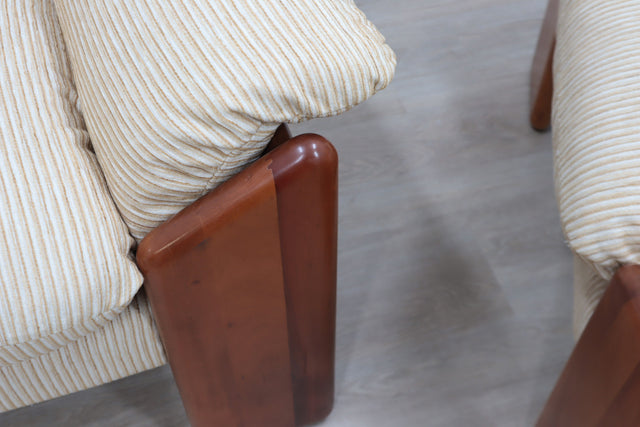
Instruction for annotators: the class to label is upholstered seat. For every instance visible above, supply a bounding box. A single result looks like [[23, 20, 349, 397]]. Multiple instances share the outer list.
[[0, 292, 165, 411]]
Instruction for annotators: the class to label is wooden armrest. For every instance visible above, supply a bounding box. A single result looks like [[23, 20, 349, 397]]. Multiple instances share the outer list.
[[537, 265, 640, 427], [137, 128, 338, 427]]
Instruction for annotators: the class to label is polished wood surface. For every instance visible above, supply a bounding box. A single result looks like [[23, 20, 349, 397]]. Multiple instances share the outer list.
[[530, 0, 558, 131], [536, 265, 640, 427], [138, 154, 295, 427], [137, 131, 337, 427], [271, 135, 338, 424], [597, 362, 640, 427]]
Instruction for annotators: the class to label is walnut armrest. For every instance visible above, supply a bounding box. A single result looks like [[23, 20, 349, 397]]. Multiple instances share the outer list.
[[537, 265, 640, 427], [137, 128, 338, 427]]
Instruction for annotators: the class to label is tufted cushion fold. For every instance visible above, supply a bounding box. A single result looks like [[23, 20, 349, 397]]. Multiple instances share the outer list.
[[53, 0, 396, 240], [0, 0, 143, 364]]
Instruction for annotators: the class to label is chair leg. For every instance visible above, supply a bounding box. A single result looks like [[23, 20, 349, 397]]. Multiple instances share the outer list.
[[137, 132, 337, 427], [536, 265, 640, 427], [271, 135, 338, 425], [530, 0, 558, 131]]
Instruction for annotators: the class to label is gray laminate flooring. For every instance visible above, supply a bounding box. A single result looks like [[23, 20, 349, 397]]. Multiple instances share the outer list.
[[0, 0, 573, 426]]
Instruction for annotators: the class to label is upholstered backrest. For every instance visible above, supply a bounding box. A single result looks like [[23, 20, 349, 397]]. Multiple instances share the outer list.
[[54, 0, 396, 239], [0, 0, 142, 365]]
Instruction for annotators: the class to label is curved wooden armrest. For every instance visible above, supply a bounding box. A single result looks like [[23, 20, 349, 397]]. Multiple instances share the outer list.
[[537, 265, 640, 427], [138, 128, 338, 427]]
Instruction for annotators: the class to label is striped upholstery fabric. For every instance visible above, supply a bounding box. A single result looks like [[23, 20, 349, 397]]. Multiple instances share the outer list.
[[572, 255, 608, 338], [54, 0, 396, 239], [0, 0, 142, 364], [554, 0, 640, 325], [0, 291, 166, 412], [554, 0, 640, 278], [0, 0, 394, 412]]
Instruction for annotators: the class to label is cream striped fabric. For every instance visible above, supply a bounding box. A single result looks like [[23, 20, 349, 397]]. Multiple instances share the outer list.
[[0, 291, 166, 412], [554, 1, 640, 285], [53, 0, 396, 240], [0, 1, 143, 364], [572, 255, 608, 339]]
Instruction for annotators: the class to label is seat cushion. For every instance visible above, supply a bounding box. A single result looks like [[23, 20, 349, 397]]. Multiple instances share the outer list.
[[0, 1, 142, 364], [53, 0, 396, 240], [0, 291, 166, 412], [554, 0, 640, 282]]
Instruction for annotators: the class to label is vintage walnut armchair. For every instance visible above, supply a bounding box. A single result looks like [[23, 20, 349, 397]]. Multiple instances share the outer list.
[[0, 1, 395, 426], [531, 0, 640, 425]]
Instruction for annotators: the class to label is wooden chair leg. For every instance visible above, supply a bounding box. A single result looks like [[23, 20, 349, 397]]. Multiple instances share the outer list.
[[536, 265, 640, 427], [270, 135, 338, 425], [137, 130, 338, 427], [530, 0, 558, 131]]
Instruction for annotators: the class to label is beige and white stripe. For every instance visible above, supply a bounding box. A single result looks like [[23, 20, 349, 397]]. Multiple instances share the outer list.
[[0, 291, 166, 412], [554, 0, 640, 326], [0, 0, 143, 364], [572, 255, 608, 339], [53, 0, 396, 240]]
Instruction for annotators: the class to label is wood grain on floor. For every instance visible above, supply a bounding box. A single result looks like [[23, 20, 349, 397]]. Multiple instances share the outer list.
[[0, 0, 573, 426]]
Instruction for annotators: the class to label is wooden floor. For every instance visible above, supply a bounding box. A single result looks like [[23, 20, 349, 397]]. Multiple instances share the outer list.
[[0, 0, 574, 426]]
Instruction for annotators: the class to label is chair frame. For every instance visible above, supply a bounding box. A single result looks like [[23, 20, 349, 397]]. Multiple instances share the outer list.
[[536, 266, 640, 426], [529, 0, 558, 131], [137, 125, 338, 427]]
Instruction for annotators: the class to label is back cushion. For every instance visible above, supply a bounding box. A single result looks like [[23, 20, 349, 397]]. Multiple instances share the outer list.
[[0, 0, 142, 365], [53, 0, 396, 239]]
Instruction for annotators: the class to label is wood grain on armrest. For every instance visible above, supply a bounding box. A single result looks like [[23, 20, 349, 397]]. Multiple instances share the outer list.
[[537, 265, 640, 427], [138, 131, 338, 427]]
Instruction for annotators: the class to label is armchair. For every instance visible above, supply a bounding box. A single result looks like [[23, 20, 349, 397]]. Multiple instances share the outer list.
[[0, 1, 395, 426], [531, 0, 640, 424]]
